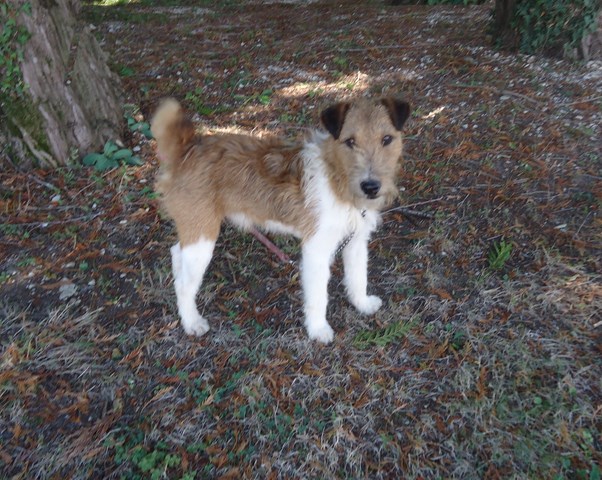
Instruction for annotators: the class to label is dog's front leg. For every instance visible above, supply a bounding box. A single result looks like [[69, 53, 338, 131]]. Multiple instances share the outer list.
[[301, 236, 338, 343], [342, 230, 383, 315]]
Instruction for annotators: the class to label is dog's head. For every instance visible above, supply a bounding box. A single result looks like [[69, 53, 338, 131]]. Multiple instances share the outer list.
[[321, 97, 411, 210]]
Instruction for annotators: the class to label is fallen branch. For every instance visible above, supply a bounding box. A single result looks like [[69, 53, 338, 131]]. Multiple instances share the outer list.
[[450, 83, 544, 106]]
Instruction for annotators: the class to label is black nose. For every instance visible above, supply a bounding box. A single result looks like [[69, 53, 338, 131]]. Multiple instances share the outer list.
[[360, 179, 381, 199]]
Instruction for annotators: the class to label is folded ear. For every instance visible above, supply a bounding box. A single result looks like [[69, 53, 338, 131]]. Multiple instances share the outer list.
[[381, 98, 411, 131], [320, 102, 351, 139]]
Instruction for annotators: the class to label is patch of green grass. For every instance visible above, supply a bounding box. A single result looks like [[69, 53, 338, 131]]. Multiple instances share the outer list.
[[233, 88, 273, 107], [51, 224, 78, 242], [116, 64, 135, 77], [0, 223, 29, 238], [16, 256, 36, 268], [333, 55, 349, 70], [279, 107, 311, 126], [187, 369, 248, 409], [488, 239, 512, 271], [185, 87, 231, 116], [106, 427, 191, 480], [139, 185, 159, 200]]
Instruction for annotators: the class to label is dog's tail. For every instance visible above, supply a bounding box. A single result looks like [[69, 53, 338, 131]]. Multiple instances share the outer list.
[[151, 98, 196, 170]]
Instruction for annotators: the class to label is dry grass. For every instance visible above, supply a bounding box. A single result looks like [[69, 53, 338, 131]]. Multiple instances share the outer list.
[[1, 0, 600, 478]]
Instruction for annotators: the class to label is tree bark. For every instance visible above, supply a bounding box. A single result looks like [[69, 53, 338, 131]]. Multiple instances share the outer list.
[[0, 0, 123, 168], [579, 9, 602, 61], [491, 0, 518, 50]]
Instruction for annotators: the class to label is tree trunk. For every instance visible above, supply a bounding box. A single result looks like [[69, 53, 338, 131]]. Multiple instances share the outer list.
[[491, 0, 519, 50], [493, 0, 516, 34], [0, 0, 123, 168], [579, 9, 602, 61]]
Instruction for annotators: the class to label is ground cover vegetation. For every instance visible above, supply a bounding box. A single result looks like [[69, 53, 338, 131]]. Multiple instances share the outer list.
[[1, 0, 600, 478]]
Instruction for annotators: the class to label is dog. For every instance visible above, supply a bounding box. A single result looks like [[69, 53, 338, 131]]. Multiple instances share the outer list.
[[151, 96, 411, 343]]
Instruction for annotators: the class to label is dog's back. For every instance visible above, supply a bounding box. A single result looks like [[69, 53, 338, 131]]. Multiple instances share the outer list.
[[151, 99, 314, 243]]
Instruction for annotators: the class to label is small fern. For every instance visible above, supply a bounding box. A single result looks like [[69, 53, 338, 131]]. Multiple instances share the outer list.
[[353, 317, 418, 349]]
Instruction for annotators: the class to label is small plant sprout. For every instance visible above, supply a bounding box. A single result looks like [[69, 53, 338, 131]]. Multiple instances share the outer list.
[[124, 104, 153, 138], [488, 238, 513, 271], [127, 116, 153, 139], [82, 140, 142, 171], [233, 88, 273, 106]]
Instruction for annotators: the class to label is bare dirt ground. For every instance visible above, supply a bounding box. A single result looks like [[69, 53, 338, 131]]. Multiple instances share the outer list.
[[1, 1, 601, 478]]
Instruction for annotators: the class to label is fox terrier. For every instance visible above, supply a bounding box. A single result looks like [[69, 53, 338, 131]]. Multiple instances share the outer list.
[[152, 96, 411, 343]]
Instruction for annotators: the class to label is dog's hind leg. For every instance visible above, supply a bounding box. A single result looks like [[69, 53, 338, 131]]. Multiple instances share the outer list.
[[342, 230, 382, 315], [173, 237, 216, 336]]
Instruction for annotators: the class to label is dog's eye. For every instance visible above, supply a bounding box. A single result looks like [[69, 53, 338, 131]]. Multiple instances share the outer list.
[[344, 138, 356, 149], [382, 135, 393, 146]]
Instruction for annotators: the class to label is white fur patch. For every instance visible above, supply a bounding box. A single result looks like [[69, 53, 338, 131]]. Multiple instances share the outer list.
[[172, 239, 215, 336], [298, 132, 383, 343]]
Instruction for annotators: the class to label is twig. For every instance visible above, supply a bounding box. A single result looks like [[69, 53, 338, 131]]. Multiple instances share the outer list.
[[384, 196, 445, 213], [575, 211, 593, 236], [4, 213, 102, 227], [500, 89, 544, 105], [450, 83, 544, 106], [4, 155, 61, 193], [558, 95, 602, 107], [396, 208, 434, 220]]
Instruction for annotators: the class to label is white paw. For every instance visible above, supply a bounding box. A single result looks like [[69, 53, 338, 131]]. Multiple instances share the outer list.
[[352, 295, 383, 315], [181, 315, 210, 337], [306, 322, 335, 344]]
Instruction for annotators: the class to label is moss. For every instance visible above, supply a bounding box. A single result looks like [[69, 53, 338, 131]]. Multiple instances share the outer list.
[[1, 93, 52, 163], [0, 2, 50, 165], [0, 3, 31, 99]]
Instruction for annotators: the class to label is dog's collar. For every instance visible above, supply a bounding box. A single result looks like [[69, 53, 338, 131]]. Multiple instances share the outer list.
[[335, 209, 367, 256]]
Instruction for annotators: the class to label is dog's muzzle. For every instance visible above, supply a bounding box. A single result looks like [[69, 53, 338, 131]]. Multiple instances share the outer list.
[[360, 179, 381, 199]]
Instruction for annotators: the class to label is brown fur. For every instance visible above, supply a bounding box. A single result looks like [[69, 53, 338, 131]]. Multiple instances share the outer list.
[[152, 97, 410, 246], [152, 100, 314, 245], [320, 99, 408, 210]]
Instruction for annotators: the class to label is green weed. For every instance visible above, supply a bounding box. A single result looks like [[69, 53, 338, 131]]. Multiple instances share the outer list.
[[353, 317, 418, 349], [83, 140, 142, 171], [0, 2, 31, 99], [125, 114, 153, 139], [107, 428, 190, 480], [185, 87, 231, 116], [16, 256, 36, 267], [233, 88, 273, 106], [0, 224, 29, 238], [333, 55, 349, 70], [488, 239, 512, 271], [117, 64, 135, 77]]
